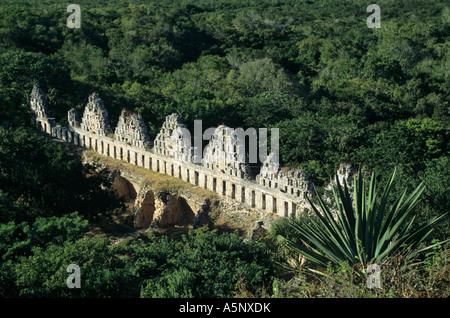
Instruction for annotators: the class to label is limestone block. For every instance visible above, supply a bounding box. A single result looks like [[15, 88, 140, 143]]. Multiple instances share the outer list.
[[154, 113, 192, 162], [114, 109, 152, 149], [201, 125, 251, 179], [80, 93, 111, 137]]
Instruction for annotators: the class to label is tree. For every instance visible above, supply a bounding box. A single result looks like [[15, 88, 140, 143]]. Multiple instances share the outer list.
[[0, 127, 122, 223], [0, 212, 90, 297], [356, 118, 448, 178], [0, 212, 88, 262], [0, 50, 73, 124], [129, 228, 273, 298], [12, 237, 136, 297], [232, 57, 297, 96]]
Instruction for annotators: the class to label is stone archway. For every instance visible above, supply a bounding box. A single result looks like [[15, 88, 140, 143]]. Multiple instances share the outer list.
[[155, 194, 185, 227], [178, 197, 196, 224], [135, 190, 156, 228], [111, 175, 137, 203], [149, 194, 199, 228]]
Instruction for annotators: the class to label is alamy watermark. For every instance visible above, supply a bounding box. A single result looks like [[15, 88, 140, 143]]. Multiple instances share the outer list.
[[67, 4, 81, 29], [66, 264, 81, 288], [367, 4, 381, 28]]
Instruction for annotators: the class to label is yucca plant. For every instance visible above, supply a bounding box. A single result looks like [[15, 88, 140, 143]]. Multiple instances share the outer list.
[[278, 168, 448, 270]]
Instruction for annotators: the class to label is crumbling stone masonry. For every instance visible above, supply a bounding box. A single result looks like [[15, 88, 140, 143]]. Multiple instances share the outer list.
[[30, 84, 55, 134], [257, 152, 314, 198], [80, 93, 111, 137], [30, 84, 320, 224], [202, 125, 252, 179], [115, 109, 152, 149], [336, 162, 356, 186], [152, 113, 193, 163], [68, 108, 80, 131]]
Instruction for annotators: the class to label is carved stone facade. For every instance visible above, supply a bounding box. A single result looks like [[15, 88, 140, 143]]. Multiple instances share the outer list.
[[202, 125, 252, 179], [114, 109, 152, 149], [154, 113, 191, 161], [30, 84, 49, 119], [80, 93, 111, 136], [170, 125, 193, 162], [67, 108, 80, 131], [29, 84, 315, 222], [256, 152, 314, 198], [278, 169, 314, 198], [257, 152, 280, 180], [30, 84, 55, 133]]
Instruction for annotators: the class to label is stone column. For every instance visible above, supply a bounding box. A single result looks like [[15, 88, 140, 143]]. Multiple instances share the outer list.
[[255, 191, 264, 210], [235, 184, 245, 203], [266, 195, 275, 213], [181, 167, 189, 182], [245, 188, 255, 207], [225, 181, 235, 199]]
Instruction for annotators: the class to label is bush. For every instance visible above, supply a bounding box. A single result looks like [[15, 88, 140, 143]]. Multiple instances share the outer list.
[[11, 237, 136, 298], [127, 227, 274, 298], [0, 212, 89, 262]]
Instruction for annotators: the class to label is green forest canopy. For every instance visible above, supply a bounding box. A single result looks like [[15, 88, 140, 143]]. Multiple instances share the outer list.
[[0, 0, 448, 185]]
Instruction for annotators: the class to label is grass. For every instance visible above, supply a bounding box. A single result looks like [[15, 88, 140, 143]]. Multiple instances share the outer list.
[[82, 149, 220, 202]]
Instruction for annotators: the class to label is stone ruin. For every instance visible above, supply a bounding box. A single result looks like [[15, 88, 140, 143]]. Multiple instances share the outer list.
[[170, 125, 193, 162], [114, 109, 152, 149], [80, 93, 111, 136], [257, 152, 314, 198], [67, 108, 80, 131], [335, 163, 357, 186], [202, 125, 252, 179], [30, 84, 55, 133], [30, 84, 50, 119], [258, 152, 280, 179], [278, 169, 314, 198], [153, 113, 192, 162], [29, 83, 320, 220]]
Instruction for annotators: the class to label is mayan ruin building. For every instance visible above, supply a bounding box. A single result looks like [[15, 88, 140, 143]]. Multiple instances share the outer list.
[[80, 93, 111, 137], [29, 84, 55, 134], [201, 125, 252, 179], [114, 109, 152, 149], [29, 84, 320, 221]]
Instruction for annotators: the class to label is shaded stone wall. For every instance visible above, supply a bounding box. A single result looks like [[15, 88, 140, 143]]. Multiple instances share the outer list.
[[30, 84, 55, 134], [67, 108, 80, 131]]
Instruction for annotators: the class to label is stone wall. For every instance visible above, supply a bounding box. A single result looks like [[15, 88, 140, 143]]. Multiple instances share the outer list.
[[30, 84, 55, 134], [257, 152, 314, 198], [80, 93, 111, 137], [114, 109, 152, 149], [30, 84, 319, 223], [202, 125, 252, 179]]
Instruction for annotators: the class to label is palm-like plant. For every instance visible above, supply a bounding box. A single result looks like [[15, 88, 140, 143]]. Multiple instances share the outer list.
[[279, 168, 448, 270]]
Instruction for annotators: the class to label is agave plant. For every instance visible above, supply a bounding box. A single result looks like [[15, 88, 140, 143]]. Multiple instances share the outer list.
[[279, 168, 448, 270]]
